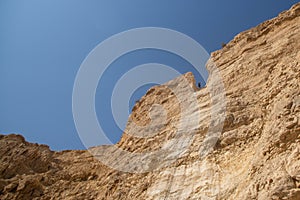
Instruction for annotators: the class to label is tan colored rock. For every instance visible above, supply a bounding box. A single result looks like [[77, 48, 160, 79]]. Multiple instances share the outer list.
[[0, 134, 53, 179], [286, 146, 300, 181], [1, 2, 300, 200]]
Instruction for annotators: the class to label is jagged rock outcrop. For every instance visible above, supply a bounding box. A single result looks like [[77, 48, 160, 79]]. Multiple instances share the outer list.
[[1, 3, 300, 200]]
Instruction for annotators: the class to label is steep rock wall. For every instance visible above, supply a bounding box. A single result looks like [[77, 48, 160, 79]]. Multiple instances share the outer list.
[[0, 3, 300, 200]]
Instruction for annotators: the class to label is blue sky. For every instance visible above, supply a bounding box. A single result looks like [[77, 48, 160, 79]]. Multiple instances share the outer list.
[[0, 0, 298, 150]]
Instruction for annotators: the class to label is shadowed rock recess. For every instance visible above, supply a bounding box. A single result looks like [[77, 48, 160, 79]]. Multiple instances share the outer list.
[[1, 3, 300, 200]]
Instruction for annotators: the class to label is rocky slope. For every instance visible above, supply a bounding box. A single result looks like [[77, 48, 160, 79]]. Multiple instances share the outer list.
[[1, 3, 300, 200]]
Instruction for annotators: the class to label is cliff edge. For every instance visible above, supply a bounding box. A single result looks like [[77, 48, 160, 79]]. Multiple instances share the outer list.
[[1, 3, 300, 200]]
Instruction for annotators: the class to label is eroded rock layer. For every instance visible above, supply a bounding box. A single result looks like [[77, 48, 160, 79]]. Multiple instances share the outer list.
[[1, 3, 300, 200]]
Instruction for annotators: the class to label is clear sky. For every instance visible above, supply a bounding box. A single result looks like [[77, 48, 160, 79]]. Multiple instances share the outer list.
[[0, 0, 298, 150]]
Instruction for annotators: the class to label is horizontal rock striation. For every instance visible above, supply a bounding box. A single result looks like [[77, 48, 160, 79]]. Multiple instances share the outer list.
[[1, 2, 300, 200]]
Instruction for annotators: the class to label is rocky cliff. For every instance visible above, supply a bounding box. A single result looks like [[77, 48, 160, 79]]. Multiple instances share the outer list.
[[1, 3, 300, 200]]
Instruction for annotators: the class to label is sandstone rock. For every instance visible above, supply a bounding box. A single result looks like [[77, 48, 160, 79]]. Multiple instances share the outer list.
[[0, 134, 53, 179], [286, 146, 300, 181], [1, 2, 300, 200]]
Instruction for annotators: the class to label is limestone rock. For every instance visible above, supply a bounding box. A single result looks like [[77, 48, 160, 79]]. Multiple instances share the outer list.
[[286, 146, 300, 181], [0, 134, 53, 179], [1, 2, 300, 200]]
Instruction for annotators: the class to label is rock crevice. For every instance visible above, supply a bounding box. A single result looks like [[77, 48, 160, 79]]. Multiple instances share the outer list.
[[1, 3, 300, 200]]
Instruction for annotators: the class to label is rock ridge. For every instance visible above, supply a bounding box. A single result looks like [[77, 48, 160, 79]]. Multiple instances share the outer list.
[[1, 3, 300, 200]]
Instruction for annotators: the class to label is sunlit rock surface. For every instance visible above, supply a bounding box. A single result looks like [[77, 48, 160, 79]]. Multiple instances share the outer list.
[[1, 3, 300, 200]]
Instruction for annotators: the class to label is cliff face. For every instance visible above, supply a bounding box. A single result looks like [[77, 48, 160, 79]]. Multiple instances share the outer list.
[[1, 3, 300, 200]]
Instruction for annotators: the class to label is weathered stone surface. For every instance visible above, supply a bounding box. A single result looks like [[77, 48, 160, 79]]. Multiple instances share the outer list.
[[0, 134, 53, 179], [1, 2, 300, 200]]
